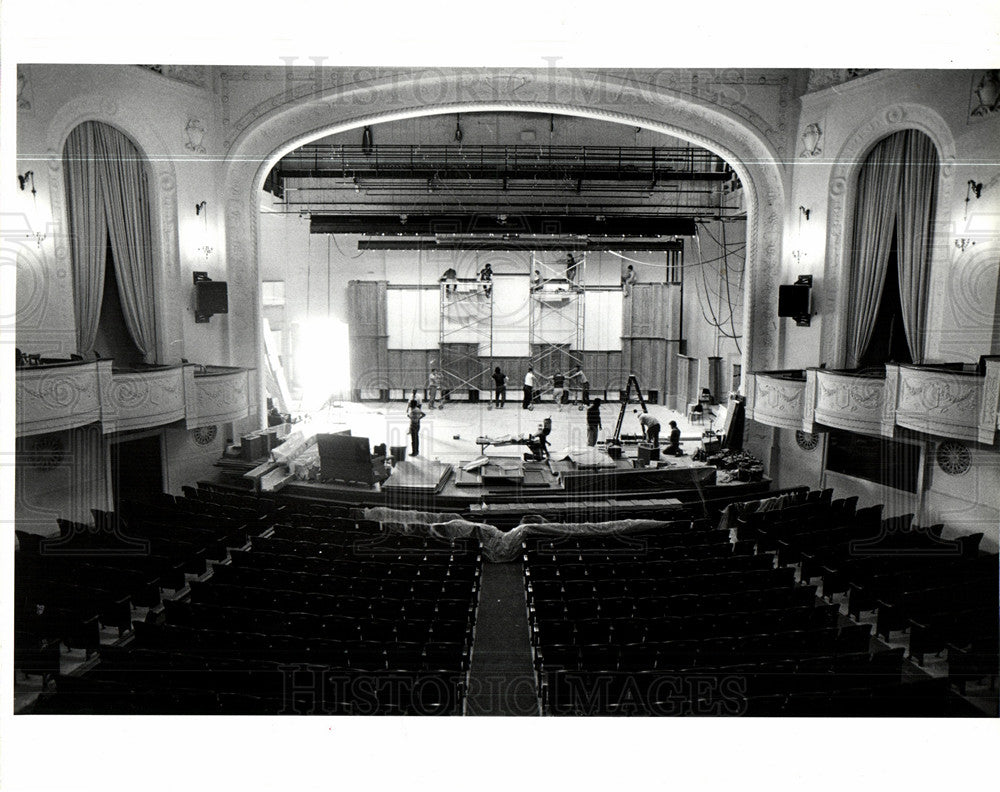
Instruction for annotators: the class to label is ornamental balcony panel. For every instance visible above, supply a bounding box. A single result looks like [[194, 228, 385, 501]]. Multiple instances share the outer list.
[[183, 365, 251, 429], [813, 370, 887, 437], [16, 360, 105, 437], [893, 361, 1000, 445], [746, 371, 807, 430], [100, 365, 187, 434]]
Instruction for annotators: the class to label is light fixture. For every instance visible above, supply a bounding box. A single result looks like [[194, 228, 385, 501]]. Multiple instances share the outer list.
[[26, 230, 46, 248], [194, 202, 212, 258], [18, 171, 36, 195], [361, 126, 373, 155], [955, 238, 976, 252], [454, 114, 463, 143], [792, 206, 810, 264], [964, 179, 984, 221]]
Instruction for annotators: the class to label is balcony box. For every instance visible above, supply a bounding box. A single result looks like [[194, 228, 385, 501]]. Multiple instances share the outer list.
[[746, 370, 807, 431]]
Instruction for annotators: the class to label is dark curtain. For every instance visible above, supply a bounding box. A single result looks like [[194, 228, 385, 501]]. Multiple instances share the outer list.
[[63, 121, 157, 362]]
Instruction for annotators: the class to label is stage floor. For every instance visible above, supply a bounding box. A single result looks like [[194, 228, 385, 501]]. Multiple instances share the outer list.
[[302, 398, 725, 466]]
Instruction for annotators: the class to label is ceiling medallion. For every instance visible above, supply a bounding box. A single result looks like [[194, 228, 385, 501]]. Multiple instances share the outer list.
[[192, 425, 218, 446], [936, 441, 971, 476], [795, 430, 820, 451]]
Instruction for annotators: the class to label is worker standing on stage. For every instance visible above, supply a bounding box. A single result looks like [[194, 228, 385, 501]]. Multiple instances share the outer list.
[[523, 366, 536, 410], [492, 366, 507, 409], [408, 399, 426, 457], [552, 369, 566, 412], [567, 364, 590, 407], [427, 368, 440, 410], [635, 409, 661, 446], [586, 398, 603, 446], [666, 420, 682, 456]]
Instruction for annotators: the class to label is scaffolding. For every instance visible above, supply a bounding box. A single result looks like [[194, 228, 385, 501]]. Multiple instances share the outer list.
[[528, 252, 586, 382], [438, 278, 494, 395]]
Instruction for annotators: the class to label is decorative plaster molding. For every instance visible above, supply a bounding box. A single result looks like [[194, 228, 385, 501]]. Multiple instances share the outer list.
[[17, 67, 31, 110], [978, 359, 1000, 445], [813, 371, 886, 436], [140, 65, 209, 89], [43, 95, 182, 365], [185, 118, 207, 153], [806, 69, 880, 94], [100, 367, 187, 434], [16, 362, 103, 437], [800, 123, 823, 158], [220, 68, 789, 433], [969, 70, 1000, 120], [822, 103, 958, 368], [183, 366, 251, 428], [749, 374, 807, 430]]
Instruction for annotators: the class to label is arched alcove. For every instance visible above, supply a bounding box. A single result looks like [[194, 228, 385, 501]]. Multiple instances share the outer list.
[[221, 69, 788, 428], [44, 95, 183, 365], [821, 103, 957, 368]]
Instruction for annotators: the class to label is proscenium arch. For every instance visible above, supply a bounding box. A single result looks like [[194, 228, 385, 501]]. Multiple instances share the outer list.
[[222, 71, 787, 428], [44, 97, 184, 365], [821, 103, 957, 369]]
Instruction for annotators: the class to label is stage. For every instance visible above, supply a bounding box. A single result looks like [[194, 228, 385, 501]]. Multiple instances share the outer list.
[[212, 398, 766, 516]]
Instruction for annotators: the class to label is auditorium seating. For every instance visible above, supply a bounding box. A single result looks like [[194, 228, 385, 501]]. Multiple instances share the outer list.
[[33, 493, 482, 715], [524, 489, 993, 716], [21, 484, 996, 716]]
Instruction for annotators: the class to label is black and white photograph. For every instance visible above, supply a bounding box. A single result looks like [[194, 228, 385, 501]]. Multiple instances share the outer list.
[[2, 2, 999, 790]]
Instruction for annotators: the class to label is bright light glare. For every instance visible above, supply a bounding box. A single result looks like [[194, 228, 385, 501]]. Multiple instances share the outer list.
[[297, 318, 351, 412]]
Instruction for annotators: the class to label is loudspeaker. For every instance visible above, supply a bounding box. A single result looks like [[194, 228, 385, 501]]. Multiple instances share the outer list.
[[778, 284, 810, 317], [194, 276, 229, 323]]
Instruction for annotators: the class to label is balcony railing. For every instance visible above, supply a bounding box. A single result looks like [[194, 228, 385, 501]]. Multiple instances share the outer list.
[[16, 360, 251, 438], [749, 358, 1000, 445], [745, 370, 808, 431]]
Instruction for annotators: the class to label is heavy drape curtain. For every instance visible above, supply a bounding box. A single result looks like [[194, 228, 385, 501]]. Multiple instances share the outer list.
[[63, 123, 109, 356], [63, 121, 157, 362], [846, 129, 938, 367], [895, 132, 938, 364]]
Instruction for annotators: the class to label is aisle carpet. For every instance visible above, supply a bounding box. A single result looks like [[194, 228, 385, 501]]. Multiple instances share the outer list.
[[466, 562, 540, 716]]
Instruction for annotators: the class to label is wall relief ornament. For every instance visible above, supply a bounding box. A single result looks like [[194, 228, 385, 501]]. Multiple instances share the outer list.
[[795, 430, 820, 451], [935, 440, 971, 475], [969, 70, 1000, 120], [185, 118, 206, 153], [806, 69, 879, 93], [192, 425, 218, 446], [800, 123, 822, 157]]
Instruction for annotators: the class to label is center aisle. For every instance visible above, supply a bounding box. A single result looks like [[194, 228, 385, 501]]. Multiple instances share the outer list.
[[466, 561, 540, 716]]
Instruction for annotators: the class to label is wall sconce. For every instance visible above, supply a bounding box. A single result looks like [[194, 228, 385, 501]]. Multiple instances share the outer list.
[[964, 179, 984, 221], [18, 171, 37, 196], [955, 238, 976, 252], [454, 114, 463, 143], [194, 201, 212, 258], [791, 206, 810, 264]]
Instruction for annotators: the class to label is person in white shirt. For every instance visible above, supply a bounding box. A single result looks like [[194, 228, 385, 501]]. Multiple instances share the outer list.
[[427, 368, 440, 409], [523, 366, 536, 410]]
